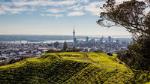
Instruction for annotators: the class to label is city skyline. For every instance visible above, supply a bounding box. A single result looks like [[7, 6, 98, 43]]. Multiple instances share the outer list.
[[0, 0, 131, 37]]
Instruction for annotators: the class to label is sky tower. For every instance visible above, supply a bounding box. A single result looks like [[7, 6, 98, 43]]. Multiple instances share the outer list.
[[73, 28, 76, 48], [73, 29, 75, 39]]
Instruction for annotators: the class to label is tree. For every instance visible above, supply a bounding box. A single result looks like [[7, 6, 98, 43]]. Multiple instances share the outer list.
[[53, 42, 59, 48], [98, 0, 149, 38], [63, 41, 68, 51], [98, 0, 150, 70]]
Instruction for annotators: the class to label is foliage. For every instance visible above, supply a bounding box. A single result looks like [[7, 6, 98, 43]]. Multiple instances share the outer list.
[[98, 0, 148, 38], [0, 52, 137, 84], [98, 0, 150, 70], [63, 41, 68, 51], [54, 42, 59, 48]]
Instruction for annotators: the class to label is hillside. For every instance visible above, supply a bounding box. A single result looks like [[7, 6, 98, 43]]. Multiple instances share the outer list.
[[0, 52, 149, 84]]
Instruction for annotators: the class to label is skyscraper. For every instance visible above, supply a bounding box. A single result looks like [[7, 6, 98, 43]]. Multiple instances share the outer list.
[[86, 36, 89, 42]]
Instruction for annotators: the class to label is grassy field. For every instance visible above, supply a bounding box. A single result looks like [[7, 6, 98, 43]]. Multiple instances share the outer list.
[[0, 52, 149, 84]]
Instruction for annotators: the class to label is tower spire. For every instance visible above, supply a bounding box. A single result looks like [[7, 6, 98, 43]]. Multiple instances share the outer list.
[[73, 26, 76, 48], [73, 28, 75, 38]]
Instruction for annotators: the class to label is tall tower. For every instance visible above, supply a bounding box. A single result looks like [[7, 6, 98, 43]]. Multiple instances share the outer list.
[[73, 29, 75, 39], [73, 28, 76, 48]]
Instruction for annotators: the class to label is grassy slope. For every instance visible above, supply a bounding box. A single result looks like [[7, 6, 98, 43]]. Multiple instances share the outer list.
[[0, 52, 149, 84]]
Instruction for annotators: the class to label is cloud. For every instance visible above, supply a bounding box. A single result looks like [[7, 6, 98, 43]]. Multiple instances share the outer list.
[[0, 11, 5, 15], [11, 0, 76, 7], [68, 11, 85, 16], [41, 13, 64, 17], [47, 8, 64, 13], [46, 0, 76, 6], [0, 5, 6, 15], [6, 6, 27, 14], [85, 1, 104, 16], [0, 0, 107, 17]]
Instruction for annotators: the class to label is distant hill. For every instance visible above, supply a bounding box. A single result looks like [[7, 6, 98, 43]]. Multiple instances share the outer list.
[[0, 52, 149, 84]]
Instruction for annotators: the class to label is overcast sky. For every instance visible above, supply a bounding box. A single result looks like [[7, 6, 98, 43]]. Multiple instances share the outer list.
[[0, 0, 131, 37]]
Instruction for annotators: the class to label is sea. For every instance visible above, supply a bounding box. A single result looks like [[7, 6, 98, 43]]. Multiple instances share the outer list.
[[0, 35, 132, 43]]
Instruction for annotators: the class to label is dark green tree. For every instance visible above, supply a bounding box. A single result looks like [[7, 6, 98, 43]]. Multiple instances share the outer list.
[[63, 41, 68, 51], [98, 0, 150, 70], [54, 42, 59, 48]]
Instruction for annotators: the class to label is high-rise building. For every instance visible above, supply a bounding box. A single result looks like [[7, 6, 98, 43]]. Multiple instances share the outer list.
[[86, 36, 89, 42], [108, 36, 112, 43], [100, 36, 104, 43]]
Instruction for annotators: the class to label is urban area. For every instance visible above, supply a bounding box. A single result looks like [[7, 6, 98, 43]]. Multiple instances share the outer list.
[[0, 29, 131, 65]]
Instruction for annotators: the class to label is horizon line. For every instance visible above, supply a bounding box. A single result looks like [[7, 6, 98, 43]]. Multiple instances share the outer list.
[[0, 34, 132, 38]]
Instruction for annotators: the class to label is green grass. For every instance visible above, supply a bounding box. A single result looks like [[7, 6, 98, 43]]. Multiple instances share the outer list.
[[0, 52, 149, 84]]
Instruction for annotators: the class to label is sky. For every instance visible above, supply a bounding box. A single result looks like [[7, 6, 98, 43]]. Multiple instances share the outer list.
[[0, 0, 131, 37]]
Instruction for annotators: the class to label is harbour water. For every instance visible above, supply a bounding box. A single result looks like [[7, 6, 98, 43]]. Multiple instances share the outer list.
[[0, 35, 131, 43]]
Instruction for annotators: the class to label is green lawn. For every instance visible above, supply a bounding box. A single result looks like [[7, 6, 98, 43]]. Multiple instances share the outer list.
[[0, 52, 149, 84]]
